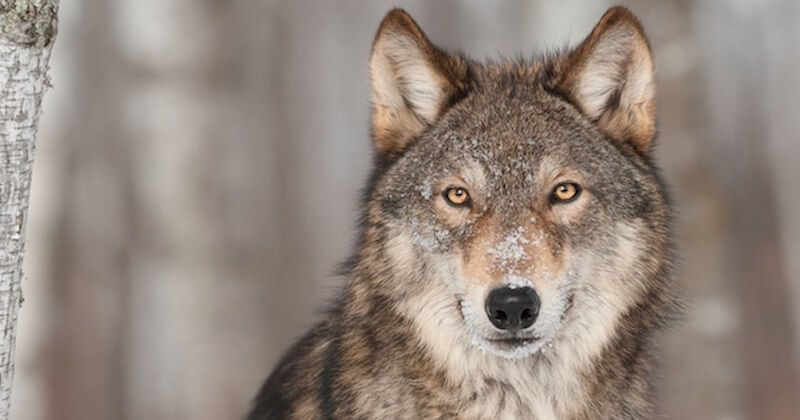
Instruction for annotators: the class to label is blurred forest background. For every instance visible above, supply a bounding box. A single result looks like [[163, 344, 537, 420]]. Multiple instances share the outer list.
[[8, 0, 800, 419]]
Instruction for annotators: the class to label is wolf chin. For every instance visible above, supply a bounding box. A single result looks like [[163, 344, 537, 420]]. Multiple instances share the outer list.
[[248, 6, 681, 420]]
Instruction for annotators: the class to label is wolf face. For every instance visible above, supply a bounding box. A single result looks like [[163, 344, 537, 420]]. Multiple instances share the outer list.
[[248, 7, 679, 419], [367, 8, 672, 363]]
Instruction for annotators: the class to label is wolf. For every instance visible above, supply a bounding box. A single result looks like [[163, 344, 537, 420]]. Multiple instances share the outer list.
[[248, 6, 681, 419]]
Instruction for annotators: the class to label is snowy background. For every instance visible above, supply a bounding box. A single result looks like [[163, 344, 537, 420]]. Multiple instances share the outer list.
[[10, 0, 800, 419]]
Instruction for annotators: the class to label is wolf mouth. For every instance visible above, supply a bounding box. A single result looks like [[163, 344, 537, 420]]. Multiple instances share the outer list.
[[457, 298, 545, 354], [487, 336, 540, 350]]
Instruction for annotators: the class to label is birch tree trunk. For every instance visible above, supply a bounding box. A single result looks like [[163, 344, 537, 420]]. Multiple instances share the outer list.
[[0, 1, 58, 418]]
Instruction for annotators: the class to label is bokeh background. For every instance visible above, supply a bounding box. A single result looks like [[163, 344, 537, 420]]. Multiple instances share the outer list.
[[8, 0, 800, 419]]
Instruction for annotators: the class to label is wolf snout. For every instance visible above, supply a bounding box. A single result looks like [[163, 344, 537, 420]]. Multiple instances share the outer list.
[[485, 287, 541, 332]]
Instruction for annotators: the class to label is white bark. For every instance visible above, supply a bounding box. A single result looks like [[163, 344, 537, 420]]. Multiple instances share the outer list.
[[0, 1, 58, 418]]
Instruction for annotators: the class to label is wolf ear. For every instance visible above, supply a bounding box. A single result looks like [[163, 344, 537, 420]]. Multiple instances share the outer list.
[[369, 9, 468, 157], [557, 7, 656, 155]]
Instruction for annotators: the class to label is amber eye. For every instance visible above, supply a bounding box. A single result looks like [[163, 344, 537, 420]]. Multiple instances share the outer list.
[[443, 187, 471, 207], [551, 182, 581, 204]]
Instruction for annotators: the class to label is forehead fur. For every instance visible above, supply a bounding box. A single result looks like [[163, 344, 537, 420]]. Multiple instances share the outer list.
[[446, 56, 607, 134], [402, 59, 625, 179]]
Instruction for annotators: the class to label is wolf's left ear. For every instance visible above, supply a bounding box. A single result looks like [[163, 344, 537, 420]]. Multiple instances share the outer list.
[[556, 7, 656, 155], [369, 9, 468, 158]]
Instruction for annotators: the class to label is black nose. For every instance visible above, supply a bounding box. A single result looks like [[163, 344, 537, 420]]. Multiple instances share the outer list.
[[485, 287, 540, 332]]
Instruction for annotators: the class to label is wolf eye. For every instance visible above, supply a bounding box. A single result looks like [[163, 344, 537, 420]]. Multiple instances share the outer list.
[[443, 187, 471, 207], [550, 182, 581, 204]]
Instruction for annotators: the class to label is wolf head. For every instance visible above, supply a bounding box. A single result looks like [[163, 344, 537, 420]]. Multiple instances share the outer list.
[[355, 8, 675, 363]]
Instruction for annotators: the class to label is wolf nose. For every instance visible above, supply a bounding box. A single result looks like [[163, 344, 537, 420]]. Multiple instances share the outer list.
[[485, 287, 540, 332]]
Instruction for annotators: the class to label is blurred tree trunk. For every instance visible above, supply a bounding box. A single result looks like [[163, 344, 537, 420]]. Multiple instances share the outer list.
[[0, 1, 58, 418]]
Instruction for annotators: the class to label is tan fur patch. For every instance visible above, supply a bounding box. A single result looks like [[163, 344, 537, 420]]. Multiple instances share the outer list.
[[560, 220, 649, 369]]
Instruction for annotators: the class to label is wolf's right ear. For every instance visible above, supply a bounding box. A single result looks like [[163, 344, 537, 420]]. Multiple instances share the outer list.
[[369, 9, 468, 158]]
